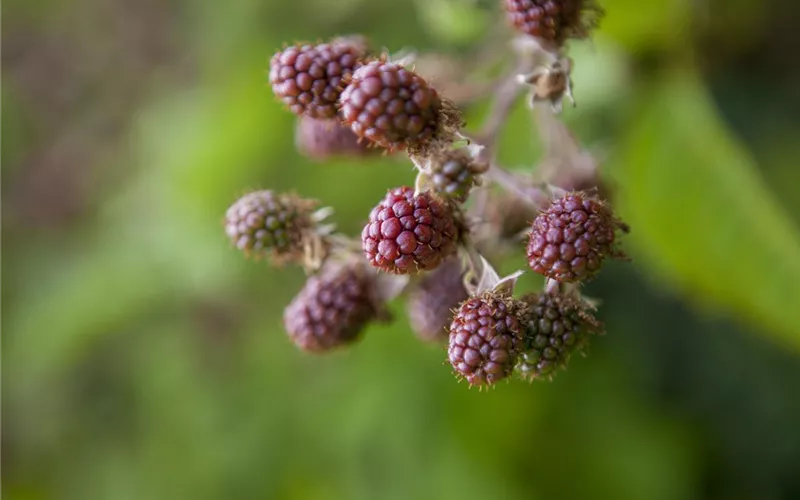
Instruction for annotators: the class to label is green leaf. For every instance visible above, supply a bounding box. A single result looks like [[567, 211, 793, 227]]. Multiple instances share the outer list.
[[413, 0, 489, 47], [613, 68, 800, 348]]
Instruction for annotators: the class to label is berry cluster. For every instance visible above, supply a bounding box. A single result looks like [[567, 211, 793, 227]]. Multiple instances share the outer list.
[[222, 1, 627, 387]]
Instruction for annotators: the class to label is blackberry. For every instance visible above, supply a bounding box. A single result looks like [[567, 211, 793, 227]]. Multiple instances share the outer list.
[[407, 258, 469, 342], [295, 117, 373, 161], [447, 294, 525, 386], [283, 263, 379, 353], [269, 39, 366, 119], [517, 292, 602, 380], [225, 190, 316, 262], [503, 0, 603, 44], [526, 192, 624, 282], [428, 148, 488, 202], [339, 61, 462, 152], [362, 186, 460, 274]]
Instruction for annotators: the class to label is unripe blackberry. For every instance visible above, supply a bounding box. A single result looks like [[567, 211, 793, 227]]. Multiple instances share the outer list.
[[428, 148, 488, 202], [225, 190, 316, 262], [526, 192, 623, 282], [503, 0, 602, 44], [362, 187, 460, 274], [407, 258, 469, 342], [448, 294, 525, 386], [295, 117, 372, 161], [339, 61, 462, 152], [516, 292, 602, 380], [269, 39, 366, 119], [283, 263, 379, 353]]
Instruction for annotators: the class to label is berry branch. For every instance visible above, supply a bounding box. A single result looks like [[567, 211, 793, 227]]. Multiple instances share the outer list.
[[224, 0, 629, 388]]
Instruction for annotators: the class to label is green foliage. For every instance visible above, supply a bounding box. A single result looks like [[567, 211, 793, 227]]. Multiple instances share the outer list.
[[614, 68, 800, 346], [4, 0, 800, 499]]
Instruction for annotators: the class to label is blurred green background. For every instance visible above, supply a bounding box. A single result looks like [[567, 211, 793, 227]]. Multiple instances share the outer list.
[[4, 0, 800, 499]]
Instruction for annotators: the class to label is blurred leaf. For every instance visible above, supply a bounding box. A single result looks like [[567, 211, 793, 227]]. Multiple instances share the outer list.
[[614, 67, 800, 347], [413, 0, 489, 46], [598, 0, 692, 52]]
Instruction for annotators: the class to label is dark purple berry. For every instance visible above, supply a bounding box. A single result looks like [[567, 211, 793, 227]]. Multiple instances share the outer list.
[[283, 263, 380, 353], [447, 294, 525, 386], [339, 61, 462, 152], [295, 117, 374, 161], [526, 192, 624, 282], [269, 40, 366, 119], [407, 258, 469, 342], [361, 186, 460, 274], [503, 0, 603, 44]]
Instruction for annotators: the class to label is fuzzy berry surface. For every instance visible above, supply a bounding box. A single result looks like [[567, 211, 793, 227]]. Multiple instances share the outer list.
[[407, 258, 469, 342], [339, 61, 442, 151], [362, 187, 459, 274], [225, 190, 314, 259], [283, 264, 378, 353], [269, 41, 364, 119], [517, 292, 601, 380], [448, 294, 524, 386], [503, 0, 599, 43], [429, 150, 487, 202], [295, 117, 372, 161], [526, 192, 618, 282]]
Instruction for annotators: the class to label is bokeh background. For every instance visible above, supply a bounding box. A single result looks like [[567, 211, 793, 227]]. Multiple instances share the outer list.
[[4, 0, 800, 499]]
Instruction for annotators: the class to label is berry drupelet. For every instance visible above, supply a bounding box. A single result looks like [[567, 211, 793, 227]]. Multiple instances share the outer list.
[[339, 60, 462, 152], [270, 39, 366, 119], [362, 186, 460, 275], [503, 0, 603, 44], [283, 263, 381, 353], [225, 190, 316, 262], [448, 293, 526, 386], [516, 292, 602, 380], [526, 191, 625, 282], [407, 258, 469, 342]]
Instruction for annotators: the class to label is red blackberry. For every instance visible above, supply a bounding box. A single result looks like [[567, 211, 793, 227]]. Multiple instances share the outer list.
[[295, 117, 373, 161], [283, 263, 380, 353], [362, 187, 460, 274], [428, 148, 488, 202], [447, 294, 525, 386], [407, 258, 469, 342], [516, 292, 602, 380], [225, 190, 316, 262], [503, 0, 603, 44], [526, 192, 624, 282], [339, 61, 462, 152], [269, 39, 366, 119]]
